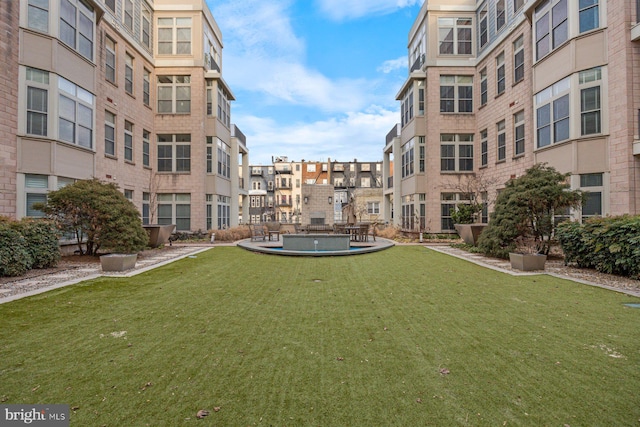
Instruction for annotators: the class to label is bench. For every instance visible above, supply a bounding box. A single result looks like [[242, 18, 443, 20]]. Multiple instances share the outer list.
[[250, 224, 266, 241]]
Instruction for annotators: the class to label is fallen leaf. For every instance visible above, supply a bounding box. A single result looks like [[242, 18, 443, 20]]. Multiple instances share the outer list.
[[416, 398, 422, 403], [213, 407, 221, 412], [140, 382, 152, 391], [71, 406, 80, 412], [336, 357, 344, 361], [31, 385, 40, 392], [196, 409, 210, 419], [440, 368, 450, 375]]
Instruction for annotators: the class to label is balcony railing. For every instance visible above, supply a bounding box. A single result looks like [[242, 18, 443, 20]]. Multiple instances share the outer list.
[[232, 124, 246, 145], [386, 124, 400, 145], [410, 53, 425, 72]]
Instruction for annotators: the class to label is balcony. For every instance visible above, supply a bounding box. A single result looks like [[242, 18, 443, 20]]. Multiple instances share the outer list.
[[232, 125, 246, 145], [204, 53, 221, 72], [386, 124, 400, 145], [410, 53, 425, 72], [387, 176, 393, 188]]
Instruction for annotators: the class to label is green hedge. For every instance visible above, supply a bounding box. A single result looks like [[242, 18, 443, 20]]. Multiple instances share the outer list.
[[0, 217, 60, 277], [557, 215, 640, 278]]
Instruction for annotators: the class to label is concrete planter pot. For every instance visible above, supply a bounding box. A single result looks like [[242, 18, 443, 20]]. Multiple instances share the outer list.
[[143, 224, 176, 247], [100, 253, 138, 272], [509, 253, 547, 271], [454, 224, 487, 245]]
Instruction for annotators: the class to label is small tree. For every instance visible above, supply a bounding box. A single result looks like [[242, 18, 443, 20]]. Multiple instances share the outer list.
[[37, 179, 148, 255], [477, 164, 584, 258]]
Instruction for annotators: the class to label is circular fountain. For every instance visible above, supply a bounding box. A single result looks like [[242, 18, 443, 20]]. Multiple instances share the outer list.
[[238, 233, 394, 257]]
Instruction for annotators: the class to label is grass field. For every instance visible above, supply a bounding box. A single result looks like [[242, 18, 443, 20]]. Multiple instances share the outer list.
[[0, 246, 639, 426]]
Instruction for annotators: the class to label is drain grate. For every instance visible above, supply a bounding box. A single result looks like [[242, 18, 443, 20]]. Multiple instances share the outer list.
[[623, 303, 640, 308]]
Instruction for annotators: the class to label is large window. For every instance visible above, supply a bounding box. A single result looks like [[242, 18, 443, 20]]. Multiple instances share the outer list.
[[534, 0, 568, 60], [580, 67, 601, 135], [417, 81, 425, 115], [157, 134, 190, 173], [157, 17, 191, 55], [440, 134, 474, 172], [536, 77, 570, 148], [141, 6, 151, 49], [514, 110, 525, 156], [125, 53, 134, 95], [441, 193, 473, 231], [401, 139, 415, 178], [60, 0, 95, 61], [514, 36, 525, 83], [218, 195, 231, 229], [440, 75, 473, 113], [401, 88, 414, 127], [217, 139, 231, 178], [105, 36, 116, 84], [496, 52, 506, 95], [438, 18, 472, 55], [480, 129, 488, 167], [514, 0, 525, 11], [158, 193, 191, 231], [142, 129, 150, 167], [480, 68, 487, 106], [124, 120, 133, 162], [143, 69, 150, 106], [142, 192, 150, 225], [157, 75, 190, 114], [104, 110, 115, 156], [28, 0, 49, 33], [497, 120, 506, 161], [218, 86, 231, 127], [58, 77, 94, 148], [25, 174, 49, 218], [26, 68, 49, 137], [418, 136, 425, 173], [123, 0, 133, 31], [579, 0, 599, 33], [367, 202, 380, 215], [496, 0, 506, 31], [580, 173, 603, 221], [479, 5, 488, 48]]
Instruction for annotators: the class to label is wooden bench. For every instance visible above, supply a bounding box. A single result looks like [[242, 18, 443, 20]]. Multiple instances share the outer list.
[[250, 224, 266, 241]]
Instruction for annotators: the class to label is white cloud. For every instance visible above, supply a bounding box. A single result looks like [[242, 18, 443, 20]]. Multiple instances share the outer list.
[[316, 0, 424, 21], [237, 106, 398, 164], [378, 56, 407, 74]]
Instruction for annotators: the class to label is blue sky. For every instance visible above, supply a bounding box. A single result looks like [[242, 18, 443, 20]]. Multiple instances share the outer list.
[[206, 0, 425, 164]]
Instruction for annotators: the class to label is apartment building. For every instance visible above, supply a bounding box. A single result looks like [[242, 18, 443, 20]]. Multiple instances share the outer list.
[[384, 0, 640, 232], [3, 0, 248, 232]]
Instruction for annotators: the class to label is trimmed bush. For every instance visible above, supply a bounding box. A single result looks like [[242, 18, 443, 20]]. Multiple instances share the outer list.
[[11, 218, 61, 269], [557, 215, 640, 278], [0, 224, 32, 277]]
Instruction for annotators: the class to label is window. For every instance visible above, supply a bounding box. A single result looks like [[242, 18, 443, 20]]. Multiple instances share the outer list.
[[207, 80, 214, 115], [401, 139, 415, 178], [105, 36, 116, 84], [535, 76, 570, 148], [514, 36, 524, 83], [157, 134, 190, 172], [158, 193, 190, 231], [401, 196, 415, 230], [496, 52, 506, 95], [441, 193, 473, 231], [514, 110, 525, 156], [514, 0, 524, 11], [206, 136, 213, 173], [105, 0, 115, 13], [367, 202, 380, 215], [60, 0, 95, 61], [124, 189, 133, 200], [497, 120, 506, 161], [26, 68, 49, 137], [361, 177, 371, 188], [480, 68, 487, 106], [28, 0, 49, 32], [218, 86, 231, 127], [496, 0, 506, 31], [157, 75, 190, 114], [580, 67, 601, 135], [143, 69, 150, 106], [480, 129, 488, 167], [105, 110, 115, 156], [217, 139, 231, 178], [479, 5, 488, 47], [124, 120, 133, 162], [123, 0, 133, 30], [418, 136, 425, 172], [417, 81, 425, 115], [142, 192, 150, 225], [440, 134, 474, 172], [142, 129, 150, 167], [307, 164, 316, 173], [218, 196, 231, 229], [125, 53, 133, 95], [401, 88, 414, 127], [535, 0, 568, 61], [580, 173, 603, 221], [141, 6, 151, 49], [438, 18, 472, 55], [25, 174, 49, 218], [157, 17, 191, 55], [58, 77, 94, 148], [579, 0, 599, 33], [440, 75, 473, 113]]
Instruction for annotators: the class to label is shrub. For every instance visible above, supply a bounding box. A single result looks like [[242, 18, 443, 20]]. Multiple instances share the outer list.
[[36, 179, 148, 255], [11, 218, 60, 269], [0, 223, 32, 277], [557, 215, 640, 278], [209, 226, 251, 242], [478, 164, 584, 258]]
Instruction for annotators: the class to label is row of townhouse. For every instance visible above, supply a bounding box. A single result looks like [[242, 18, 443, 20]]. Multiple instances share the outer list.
[[383, 0, 640, 233], [246, 158, 384, 225], [0, 0, 249, 233]]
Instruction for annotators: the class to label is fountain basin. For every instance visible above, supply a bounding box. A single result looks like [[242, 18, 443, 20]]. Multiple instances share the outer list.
[[283, 234, 350, 251]]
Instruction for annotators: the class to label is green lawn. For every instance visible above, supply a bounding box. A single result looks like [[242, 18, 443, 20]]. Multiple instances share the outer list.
[[1, 246, 639, 426]]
